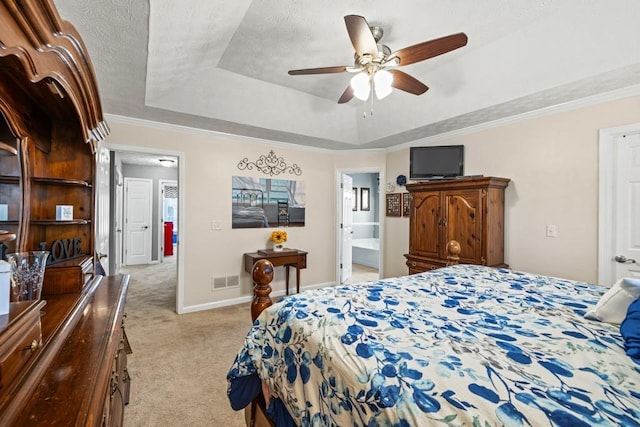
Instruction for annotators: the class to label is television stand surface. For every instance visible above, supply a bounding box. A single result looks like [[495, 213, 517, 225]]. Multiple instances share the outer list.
[[454, 175, 484, 179]]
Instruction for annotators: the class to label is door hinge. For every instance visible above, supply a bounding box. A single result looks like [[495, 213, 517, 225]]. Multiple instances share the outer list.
[[340, 263, 343, 269]]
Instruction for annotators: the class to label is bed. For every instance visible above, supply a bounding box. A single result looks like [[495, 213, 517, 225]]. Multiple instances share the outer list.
[[228, 249, 640, 426], [232, 188, 270, 228]]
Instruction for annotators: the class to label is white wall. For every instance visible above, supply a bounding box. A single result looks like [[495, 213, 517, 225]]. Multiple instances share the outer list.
[[385, 94, 640, 283]]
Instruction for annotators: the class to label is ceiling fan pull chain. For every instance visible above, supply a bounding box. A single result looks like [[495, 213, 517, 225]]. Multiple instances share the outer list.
[[370, 83, 374, 117]]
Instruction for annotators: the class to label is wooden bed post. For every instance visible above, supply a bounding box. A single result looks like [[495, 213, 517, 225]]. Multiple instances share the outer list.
[[251, 259, 274, 321], [446, 240, 461, 266], [249, 259, 276, 427]]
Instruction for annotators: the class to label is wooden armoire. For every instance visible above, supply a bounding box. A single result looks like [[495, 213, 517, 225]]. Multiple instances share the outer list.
[[0, 1, 130, 425], [404, 176, 510, 274]]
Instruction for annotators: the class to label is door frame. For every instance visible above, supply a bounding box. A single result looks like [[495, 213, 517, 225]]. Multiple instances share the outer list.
[[113, 163, 124, 273], [335, 167, 384, 283], [158, 179, 178, 263], [95, 144, 111, 274], [104, 142, 186, 314], [598, 122, 640, 285], [339, 174, 353, 284]]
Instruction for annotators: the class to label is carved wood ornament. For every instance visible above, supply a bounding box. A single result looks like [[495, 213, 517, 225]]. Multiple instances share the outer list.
[[0, 0, 109, 147]]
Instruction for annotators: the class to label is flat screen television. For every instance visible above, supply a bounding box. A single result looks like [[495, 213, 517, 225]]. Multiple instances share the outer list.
[[410, 145, 464, 179]]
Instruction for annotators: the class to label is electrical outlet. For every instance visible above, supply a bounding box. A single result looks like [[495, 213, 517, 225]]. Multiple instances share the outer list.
[[546, 225, 557, 238], [211, 221, 221, 231]]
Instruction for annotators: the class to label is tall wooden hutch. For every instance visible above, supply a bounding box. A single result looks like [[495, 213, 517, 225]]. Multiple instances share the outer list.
[[0, 1, 130, 425]]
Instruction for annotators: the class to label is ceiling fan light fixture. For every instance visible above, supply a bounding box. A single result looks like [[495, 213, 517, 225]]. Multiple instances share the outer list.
[[351, 72, 370, 101], [374, 69, 393, 99], [288, 15, 468, 105]]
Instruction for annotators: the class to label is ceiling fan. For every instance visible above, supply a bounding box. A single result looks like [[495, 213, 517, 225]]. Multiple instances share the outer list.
[[288, 15, 468, 104]]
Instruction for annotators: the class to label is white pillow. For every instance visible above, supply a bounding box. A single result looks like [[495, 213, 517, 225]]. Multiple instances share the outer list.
[[584, 278, 640, 324]]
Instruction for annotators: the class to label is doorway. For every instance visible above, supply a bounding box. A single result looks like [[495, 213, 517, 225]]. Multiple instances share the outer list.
[[104, 144, 184, 313], [598, 123, 640, 285], [338, 169, 382, 284], [159, 180, 178, 262]]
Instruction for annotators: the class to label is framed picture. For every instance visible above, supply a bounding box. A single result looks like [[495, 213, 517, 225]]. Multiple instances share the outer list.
[[402, 193, 411, 217], [352, 187, 358, 211], [232, 176, 306, 228], [360, 187, 370, 211], [386, 193, 401, 217]]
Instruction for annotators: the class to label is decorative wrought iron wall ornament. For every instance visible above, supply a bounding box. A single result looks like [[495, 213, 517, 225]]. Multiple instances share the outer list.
[[237, 150, 302, 176]]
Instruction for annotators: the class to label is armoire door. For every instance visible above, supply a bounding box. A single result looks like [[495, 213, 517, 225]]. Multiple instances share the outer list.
[[410, 191, 441, 258], [442, 189, 483, 264]]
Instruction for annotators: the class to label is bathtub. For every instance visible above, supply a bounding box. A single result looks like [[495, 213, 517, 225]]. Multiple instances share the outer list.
[[352, 238, 379, 269]]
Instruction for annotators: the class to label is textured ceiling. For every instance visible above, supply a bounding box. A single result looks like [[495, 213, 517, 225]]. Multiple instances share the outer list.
[[117, 151, 178, 168], [54, 0, 640, 150]]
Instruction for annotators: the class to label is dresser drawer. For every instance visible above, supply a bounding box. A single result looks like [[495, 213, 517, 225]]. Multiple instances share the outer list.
[[405, 257, 444, 274], [0, 301, 45, 391]]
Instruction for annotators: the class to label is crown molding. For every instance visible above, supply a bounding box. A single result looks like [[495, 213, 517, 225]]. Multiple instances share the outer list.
[[387, 84, 640, 153], [104, 113, 337, 154]]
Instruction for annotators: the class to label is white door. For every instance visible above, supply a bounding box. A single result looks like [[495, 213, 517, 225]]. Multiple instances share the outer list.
[[125, 178, 153, 265], [340, 174, 353, 283], [95, 145, 110, 274], [614, 133, 640, 278]]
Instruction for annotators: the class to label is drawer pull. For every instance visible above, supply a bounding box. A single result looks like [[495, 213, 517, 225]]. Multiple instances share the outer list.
[[411, 262, 416, 267], [23, 339, 39, 352]]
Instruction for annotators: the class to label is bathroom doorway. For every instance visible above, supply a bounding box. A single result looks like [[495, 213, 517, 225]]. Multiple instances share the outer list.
[[338, 170, 381, 284]]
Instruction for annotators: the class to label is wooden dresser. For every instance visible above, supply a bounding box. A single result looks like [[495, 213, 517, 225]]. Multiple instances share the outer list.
[[0, 275, 130, 426], [0, 1, 130, 425], [404, 176, 510, 274]]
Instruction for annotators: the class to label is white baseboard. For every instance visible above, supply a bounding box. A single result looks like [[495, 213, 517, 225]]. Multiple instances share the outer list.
[[180, 281, 338, 314]]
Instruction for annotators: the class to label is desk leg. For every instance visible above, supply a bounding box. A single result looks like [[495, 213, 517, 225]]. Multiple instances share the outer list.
[[296, 267, 300, 294], [285, 265, 290, 295]]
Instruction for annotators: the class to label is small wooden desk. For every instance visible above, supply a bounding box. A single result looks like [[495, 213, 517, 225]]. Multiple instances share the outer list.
[[244, 249, 307, 295]]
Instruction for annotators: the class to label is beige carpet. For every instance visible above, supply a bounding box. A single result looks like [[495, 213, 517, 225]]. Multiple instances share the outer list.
[[346, 263, 379, 284], [120, 259, 248, 426]]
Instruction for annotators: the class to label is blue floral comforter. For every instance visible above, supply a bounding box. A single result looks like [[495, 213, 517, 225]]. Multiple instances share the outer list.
[[227, 265, 640, 426]]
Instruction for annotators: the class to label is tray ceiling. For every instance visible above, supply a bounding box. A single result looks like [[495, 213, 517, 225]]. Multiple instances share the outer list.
[[55, 0, 640, 150]]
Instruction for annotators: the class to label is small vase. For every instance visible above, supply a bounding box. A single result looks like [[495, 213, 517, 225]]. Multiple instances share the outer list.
[[7, 251, 49, 302], [273, 243, 284, 252]]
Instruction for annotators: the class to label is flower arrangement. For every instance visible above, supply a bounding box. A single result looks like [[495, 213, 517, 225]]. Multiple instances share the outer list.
[[269, 230, 287, 244]]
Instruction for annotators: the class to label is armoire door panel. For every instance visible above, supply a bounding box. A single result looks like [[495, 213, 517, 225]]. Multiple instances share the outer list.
[[443, 190, 482, 263], [410, 191, 441, 258]]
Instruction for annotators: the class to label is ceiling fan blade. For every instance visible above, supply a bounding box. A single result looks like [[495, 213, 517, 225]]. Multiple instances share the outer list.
[[389, 70, 428, 95], [388, 32, 468, 66], [344, 15, 378, 58], [337, 85, 354, 104], [288, 66, 348, 75]]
